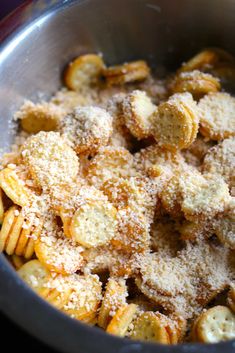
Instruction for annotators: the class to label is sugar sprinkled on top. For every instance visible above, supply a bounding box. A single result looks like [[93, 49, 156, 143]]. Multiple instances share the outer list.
[[21, 131, 79, 190], [60, 106, 113, 153], [2, 62, 235, 339]]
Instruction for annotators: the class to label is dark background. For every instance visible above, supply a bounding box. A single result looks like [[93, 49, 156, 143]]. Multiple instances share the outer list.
[[0, 1, 58, 351], [0, 0, 25, 19]]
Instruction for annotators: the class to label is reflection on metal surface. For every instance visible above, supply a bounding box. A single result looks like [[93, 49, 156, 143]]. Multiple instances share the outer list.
[[0, 13, 52, 63], [118, 343, 144, 353], [146, 3, 162, 12], [22, 0, 60, 21]]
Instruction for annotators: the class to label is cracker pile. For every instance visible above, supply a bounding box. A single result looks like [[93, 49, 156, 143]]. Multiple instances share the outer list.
[[1, 48, 235, 344]]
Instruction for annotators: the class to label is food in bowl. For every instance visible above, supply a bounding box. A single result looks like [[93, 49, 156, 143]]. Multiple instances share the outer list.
[[0, 48, 234, 344]]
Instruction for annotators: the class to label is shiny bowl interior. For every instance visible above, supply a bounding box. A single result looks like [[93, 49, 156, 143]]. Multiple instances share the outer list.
[[0, 0, 235, 352]]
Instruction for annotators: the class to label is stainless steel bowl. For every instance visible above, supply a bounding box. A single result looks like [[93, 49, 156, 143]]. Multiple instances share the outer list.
[[0, 1, 235, 352]]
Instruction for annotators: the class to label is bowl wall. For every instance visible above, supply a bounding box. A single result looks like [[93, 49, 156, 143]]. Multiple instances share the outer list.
[[0, 1, 235, 352]]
